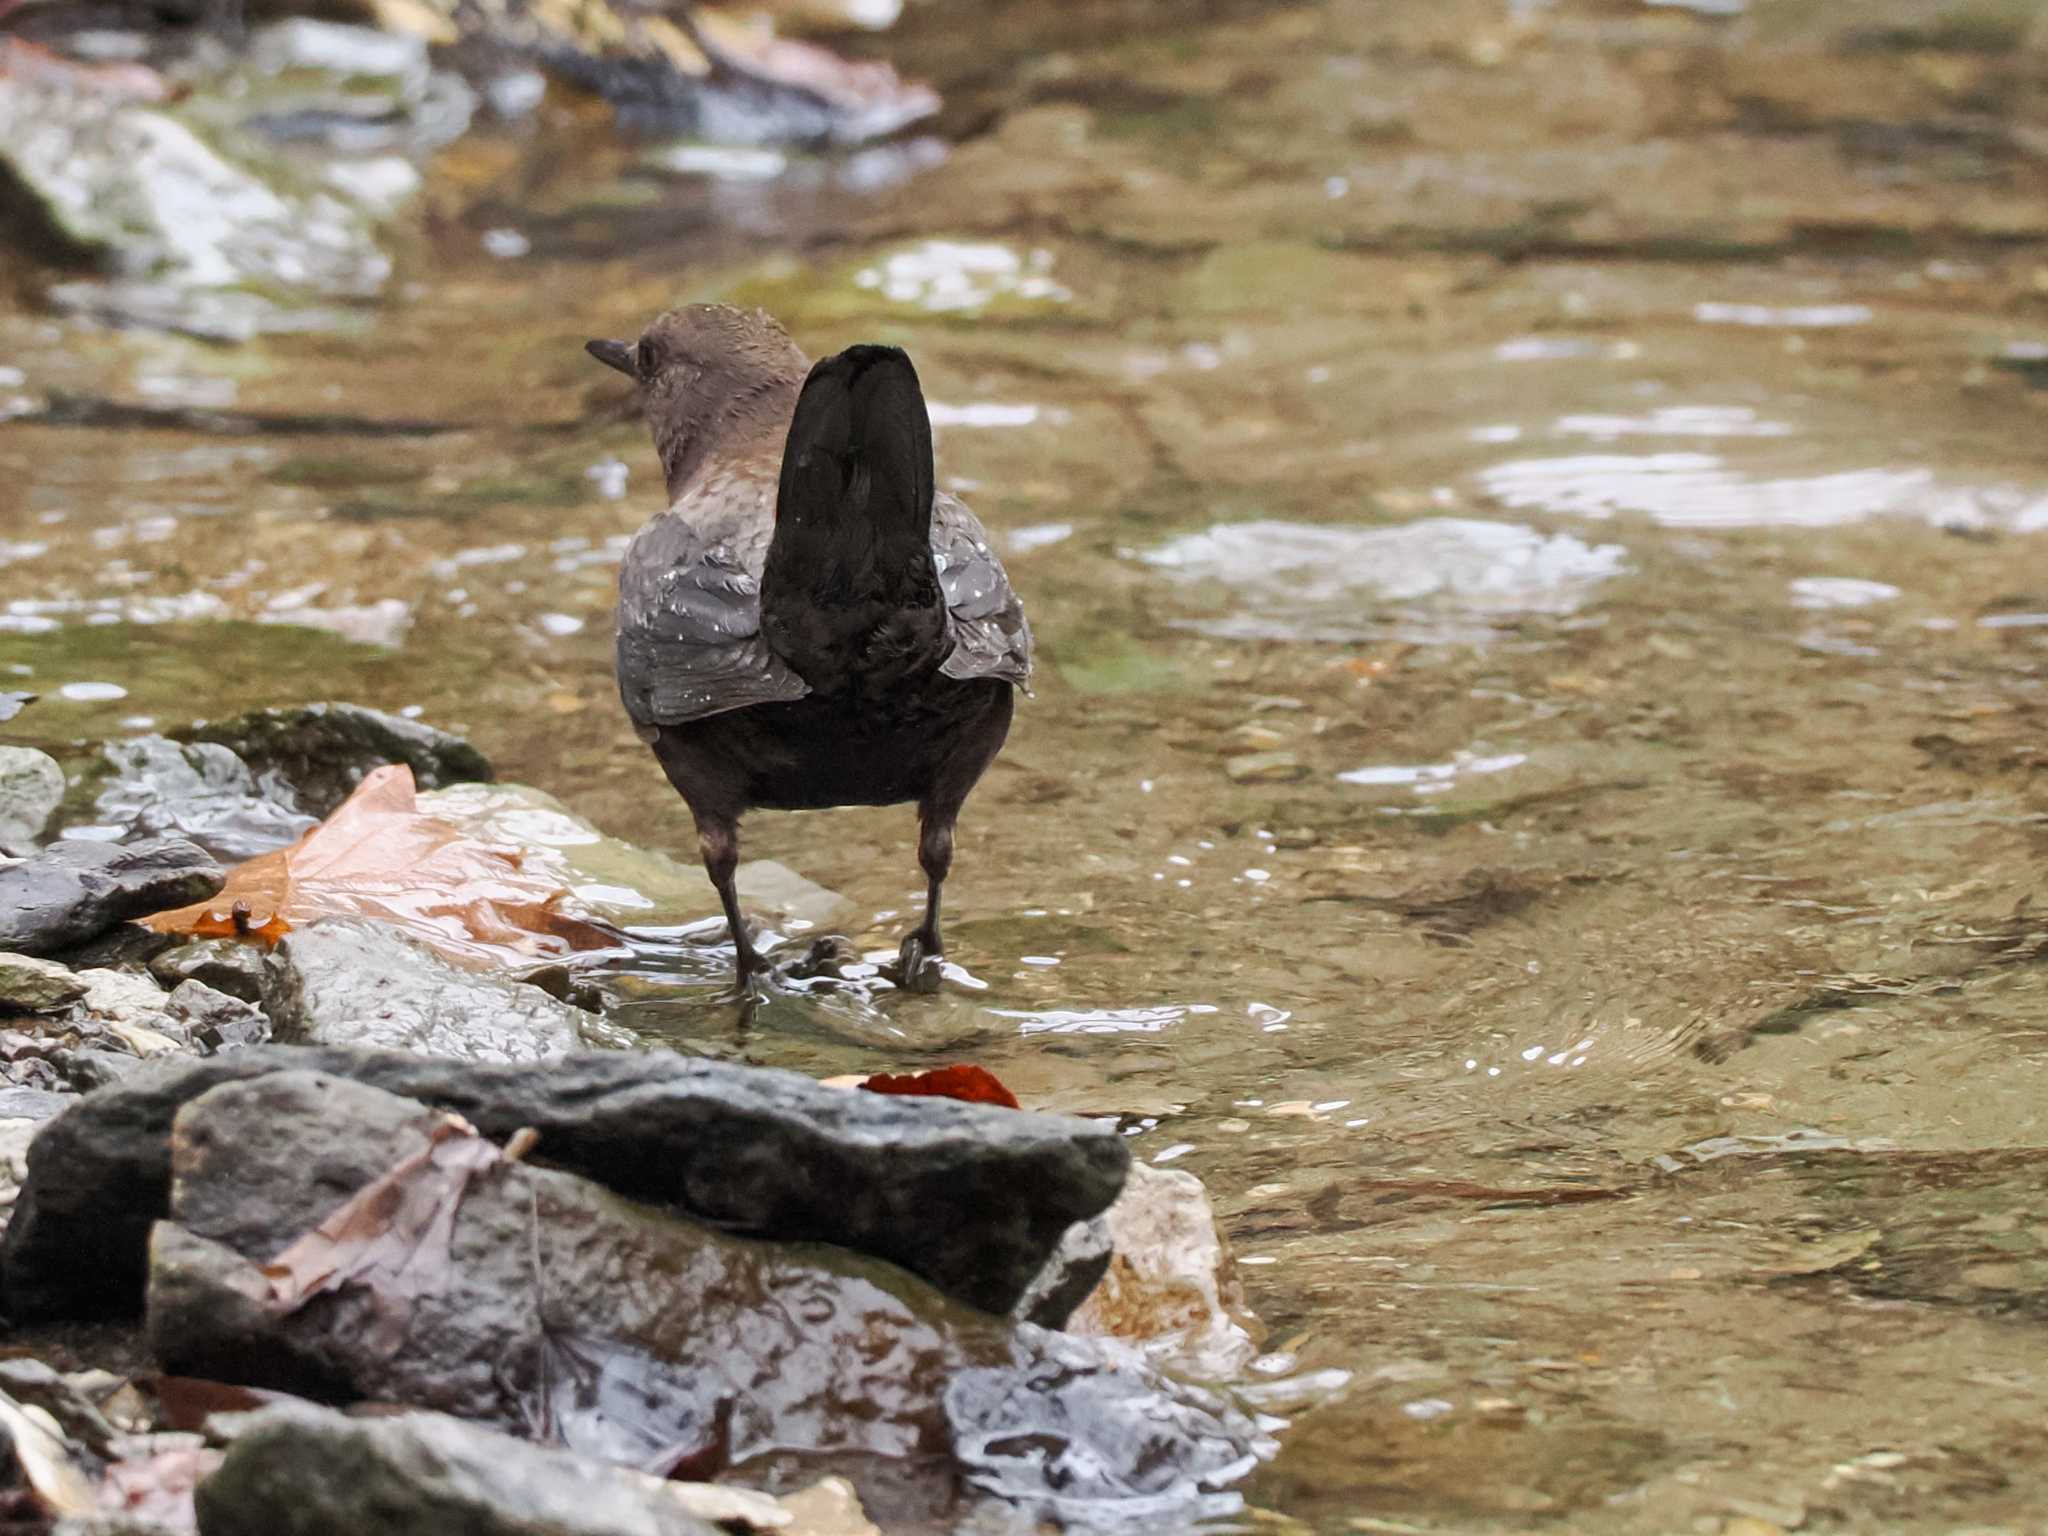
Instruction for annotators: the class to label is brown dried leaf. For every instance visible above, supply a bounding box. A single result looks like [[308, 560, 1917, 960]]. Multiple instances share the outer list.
[[262, 1114, 508, 1355], [144, 764, 621, 969]]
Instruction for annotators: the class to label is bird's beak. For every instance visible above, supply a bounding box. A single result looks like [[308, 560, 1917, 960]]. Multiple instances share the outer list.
[[585, 338, 636, 377]]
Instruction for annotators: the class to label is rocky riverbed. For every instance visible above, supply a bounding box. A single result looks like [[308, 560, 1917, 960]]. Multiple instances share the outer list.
[[0, 700, 1274, 1532]]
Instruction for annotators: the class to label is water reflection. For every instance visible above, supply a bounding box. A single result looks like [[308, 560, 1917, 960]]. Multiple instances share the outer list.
[[1481, 452, 2048, 531], [1139, 518, 1626, 642]]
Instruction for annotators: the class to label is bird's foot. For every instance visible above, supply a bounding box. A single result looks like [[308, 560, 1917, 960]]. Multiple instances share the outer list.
[[784, 933, 862, 982], [894, 931, 945, 994]]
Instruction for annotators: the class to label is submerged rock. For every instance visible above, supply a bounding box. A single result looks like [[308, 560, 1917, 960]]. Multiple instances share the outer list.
[[93, 737, 317, 863], [264, 919, 589, 1061], [195, 1406, 723, 1536], [0, 838, 224, 958], [3, 1044, 1127, 1321], [0, 746, 65, 854], [178, 704, 492, 819], [419, 782, 851, 929]]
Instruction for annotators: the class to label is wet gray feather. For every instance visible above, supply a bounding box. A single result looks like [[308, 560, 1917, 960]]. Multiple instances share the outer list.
[[618, 484, 1031, 726]]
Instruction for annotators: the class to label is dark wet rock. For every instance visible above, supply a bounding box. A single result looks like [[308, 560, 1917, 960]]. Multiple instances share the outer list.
[[149, 1071, 1010, 1444], [178, 704, 492, 818], [0, 838, 224, 958], [168, 981, 270, 1053], [45, 919, 183, 975], [152, 1073, 1254, 1516], [1012, 1213, 1114, 1329], [0, 955, 88, 1014], [194, 1405, 724, 1536], [4, 1044, 1127, 1321], [94, 737, 317, 863], [0, 746, 65, 854], [265, 920, 586, 1061], [150, 940, 271, 1006]]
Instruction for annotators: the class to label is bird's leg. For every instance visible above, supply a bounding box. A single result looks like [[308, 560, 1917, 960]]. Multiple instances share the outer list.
[[697, 815, 766, 986], [896, 810, 954, 994]]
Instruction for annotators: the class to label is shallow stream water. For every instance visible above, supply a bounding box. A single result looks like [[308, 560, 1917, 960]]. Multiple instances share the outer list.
[[5, 0, 2048, 1528]]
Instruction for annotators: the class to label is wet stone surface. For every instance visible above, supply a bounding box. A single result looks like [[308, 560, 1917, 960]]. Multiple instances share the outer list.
[[2, 1043, 1128, 1322], [0, 839, 224, 958]]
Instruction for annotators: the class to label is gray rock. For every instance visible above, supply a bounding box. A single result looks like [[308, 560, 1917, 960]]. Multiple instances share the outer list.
[[178, 704, 492, 818], [4, 1044, 1127, 1322], [94, 737, 316, 862], [266, 920, 585, 1062], [0, 747, 64, 853], [151, 1073, 1007, 1452], [168, 981, 270, 1052], [152, 1074, 1253, 1515], [194, 1406, 723, 1536], [151, 940, 271, 1005], [0, 955, 88, 1014], [0, 837, 224, 957], [0, 1087, 71, 1121], [0, 75, 389, 295], [74, 968, 192, 1056]]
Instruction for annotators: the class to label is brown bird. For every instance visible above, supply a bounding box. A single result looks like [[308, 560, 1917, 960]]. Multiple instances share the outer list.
[[587, 305, 1031, 992]]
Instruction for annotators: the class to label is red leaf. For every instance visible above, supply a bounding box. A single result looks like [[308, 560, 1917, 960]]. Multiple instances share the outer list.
[[858, 1065, 1019, 1109]]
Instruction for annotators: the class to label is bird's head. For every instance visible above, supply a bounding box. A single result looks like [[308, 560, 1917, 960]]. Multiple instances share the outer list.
[[586, 305, 808, 497]]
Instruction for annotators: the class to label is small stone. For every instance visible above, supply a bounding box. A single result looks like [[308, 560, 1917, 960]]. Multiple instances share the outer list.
[[0, 747, 64, 853], [149, 939, 270, 1005], [75, 969, 186, 1056], [0, 837, 224, 958], [166, 980, 269, 1052], [1225, 751, 1307, 784], [0, 955, 87, 1014], [1223, 724, 1287, 754]]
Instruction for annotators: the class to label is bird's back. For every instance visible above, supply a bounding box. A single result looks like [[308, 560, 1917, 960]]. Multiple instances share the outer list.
[[615, 346, 1031, 734]]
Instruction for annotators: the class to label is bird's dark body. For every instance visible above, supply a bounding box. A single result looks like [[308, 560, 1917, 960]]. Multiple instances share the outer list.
[[649, 680, 1013, 818], [588, 305, 1031, 988]]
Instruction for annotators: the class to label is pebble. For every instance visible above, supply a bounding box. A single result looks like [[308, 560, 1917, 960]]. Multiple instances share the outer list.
[[1225, 751, 1307, 784]]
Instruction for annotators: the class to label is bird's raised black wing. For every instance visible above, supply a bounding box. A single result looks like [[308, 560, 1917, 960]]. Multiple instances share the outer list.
[[614, 483, 809, 731], [933, 491, 1033, 688]]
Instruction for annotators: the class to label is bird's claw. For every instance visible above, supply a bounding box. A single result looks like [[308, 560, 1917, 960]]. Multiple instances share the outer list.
[[894, 932, 945, 994]]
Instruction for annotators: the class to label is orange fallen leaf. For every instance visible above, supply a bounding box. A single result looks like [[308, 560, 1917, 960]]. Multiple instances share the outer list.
[[858, 1065, 1019, 1110], [144, 764, 621, 969]]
